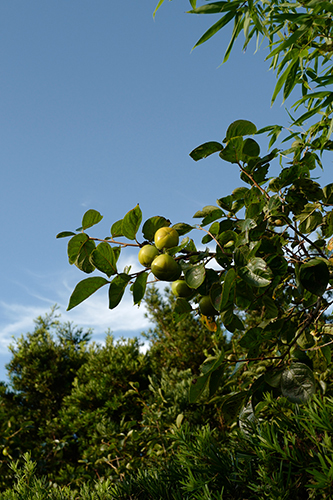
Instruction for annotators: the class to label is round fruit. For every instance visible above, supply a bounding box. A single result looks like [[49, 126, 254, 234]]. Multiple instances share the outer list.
[[199, 295, 218, 317], [138, 244, 159, 267], [171, 279, 192, 298], [154, 226, 179, 250], [151, 254, 181, 282]]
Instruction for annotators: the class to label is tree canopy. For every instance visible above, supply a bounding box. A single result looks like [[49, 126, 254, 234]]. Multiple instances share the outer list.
[[56, 0, 333, 416]]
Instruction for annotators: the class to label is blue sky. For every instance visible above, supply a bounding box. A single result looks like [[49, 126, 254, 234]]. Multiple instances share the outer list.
[[0, 0, 330, 381]]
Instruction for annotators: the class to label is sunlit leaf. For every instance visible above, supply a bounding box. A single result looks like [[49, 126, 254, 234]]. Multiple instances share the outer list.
[[239, 258, 272, 287], [122, 205, 142, 240], [225, 120, 257, 139], [82, 209, 103, 230]]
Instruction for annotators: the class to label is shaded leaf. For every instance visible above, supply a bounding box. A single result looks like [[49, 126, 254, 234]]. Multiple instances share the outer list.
[[109, 274, 131, 309], [142, 216, 170, 241], [299, 258, 329, 296], [56, 231, 76, 239], [242, 138, 260, 157], [189, 373, 210, 403], [239, 258, 272, 287], [133, 272, 148, 305], [281, 362, 316, 403], [189, 141, 223, 161], [67, 277, 109, 311], [222, 391, 248, 423], [90, 242, 118, 277]]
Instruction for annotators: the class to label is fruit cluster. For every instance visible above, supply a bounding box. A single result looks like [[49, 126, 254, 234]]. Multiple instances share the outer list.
[[138, 226, 218, 317]]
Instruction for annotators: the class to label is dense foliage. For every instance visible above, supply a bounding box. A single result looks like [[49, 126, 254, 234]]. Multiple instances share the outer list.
[[57, 0, 333, 416], [1, 307, 333, 498]]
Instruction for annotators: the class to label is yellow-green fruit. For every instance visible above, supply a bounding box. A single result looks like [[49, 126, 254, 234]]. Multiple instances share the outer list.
[[199, 295, 218, 317], [154, 226, 179, 250], [151, 254, 181, 282], [171, 279, 192, 298], [138, 244, 159, 267]]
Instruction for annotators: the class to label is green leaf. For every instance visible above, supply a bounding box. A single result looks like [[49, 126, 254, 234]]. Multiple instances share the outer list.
[[189, 349, 225, 402], [67, 277, 109, 311], [193, 10, 235, 49], [189, 373, 210, 403], [208, 365, 225, 397], [153, 0, 166, 18], [225, 120, 257, 139], [219, 137, 243, 163], [239, 257, 272, 287], [122, 205, 142, 240], [271, 58, 299, 105], [90, 242, 118, 277], [75, 239, 96, 273], [299, 211, 322, 234], [265, 368, 284, 388], [173, 297, 193, 323], [189, 2, 231, 14], [189, 141, 223, 161], [242, 138, 260, 157], [68, 233, 89, 265], [185, 264, 206, 289], [299, 258, 329, 296], [111, 219, 124, 238], [281, 362, 316, 403], [82, 209, 103, 230], [109, 274, 131, 309], [142, 216, 170, 241], [220, 268, 237, 310], [210, 282, 223, 312], [262, 295, 278, 319], [193, 205, 224, 219], [239, 327, 261, 348], [221, 392, 248, 423], [132, 272, 148, 305], [172, 223, 194, 236], [56, 231, 76, 239], [323, 183, 333, 204]]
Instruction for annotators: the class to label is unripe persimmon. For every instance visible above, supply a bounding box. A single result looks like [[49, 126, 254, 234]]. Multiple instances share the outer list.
[[199, 295, 218, 317], [171, 279, 192, 298], [154, 227, 179, 250], [138, 244, 159, 267], [151, 254, 181, 282]]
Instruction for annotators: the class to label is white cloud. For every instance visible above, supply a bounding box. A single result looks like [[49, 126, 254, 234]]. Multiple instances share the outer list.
[[0, 302, 47, 351], [0, 251, 157, 354]]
